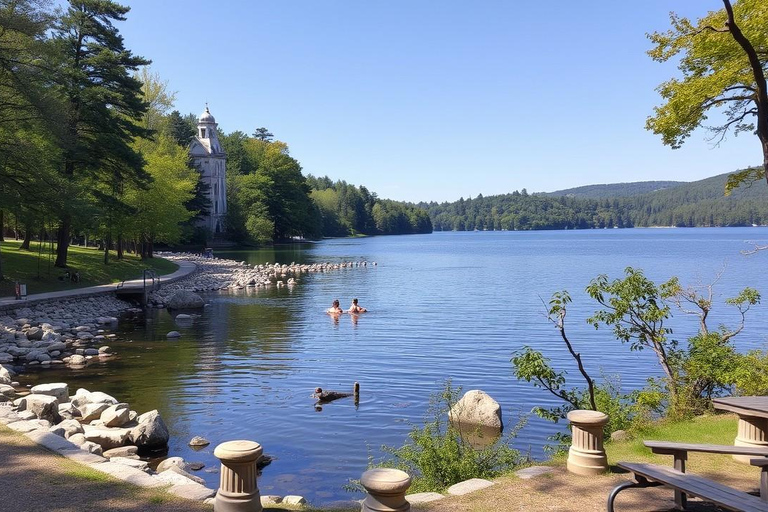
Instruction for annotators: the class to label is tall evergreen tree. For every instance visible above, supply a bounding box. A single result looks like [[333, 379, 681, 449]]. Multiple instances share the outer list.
[[51, 0, 151, 267]]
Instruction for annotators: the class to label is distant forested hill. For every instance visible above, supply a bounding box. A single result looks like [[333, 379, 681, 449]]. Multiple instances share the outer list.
[[421, 170, 768, 231], [545, 181, 684, 198]]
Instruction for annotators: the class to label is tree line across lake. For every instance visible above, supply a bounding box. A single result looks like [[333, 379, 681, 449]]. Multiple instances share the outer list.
[[422, 171, 768, 231]]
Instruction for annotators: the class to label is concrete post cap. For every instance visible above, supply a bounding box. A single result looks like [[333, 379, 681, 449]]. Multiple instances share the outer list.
[[213, 440, 263, 462], [567, 410, 609, 425], [360, 468, 412, 493]]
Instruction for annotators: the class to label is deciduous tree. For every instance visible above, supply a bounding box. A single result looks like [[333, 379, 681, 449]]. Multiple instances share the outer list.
[[647, 0, 768, 192]]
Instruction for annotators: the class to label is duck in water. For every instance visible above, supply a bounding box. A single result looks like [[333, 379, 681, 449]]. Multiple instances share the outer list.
[[313, 382, 360, 404]]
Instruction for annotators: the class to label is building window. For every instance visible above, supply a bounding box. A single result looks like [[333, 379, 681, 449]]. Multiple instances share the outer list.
[[201, 128, 206, 138]]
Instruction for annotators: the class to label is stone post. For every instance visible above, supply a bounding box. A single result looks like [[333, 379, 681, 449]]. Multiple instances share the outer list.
[[213, 440, 263, 512], [566, 410, 609, 476], [734, 415, 768, 463], [360, 468, 412, 512]]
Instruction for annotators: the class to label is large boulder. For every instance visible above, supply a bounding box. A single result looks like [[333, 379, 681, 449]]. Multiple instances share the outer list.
[[80, 403, 111, 422], [17, 394, 61, 424], [31, 383, 69, 403], [130, 409, 169, 449], [167, 291, 205, 310], [448, 390, 503, 430]]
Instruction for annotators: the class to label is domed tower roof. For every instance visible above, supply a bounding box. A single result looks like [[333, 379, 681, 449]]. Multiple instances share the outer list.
[[199, 105, 216, 124]]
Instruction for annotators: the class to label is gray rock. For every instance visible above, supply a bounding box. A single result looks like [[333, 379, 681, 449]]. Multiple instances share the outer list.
[[260, 496, 282, 506], [26, 327, 43, 341], [0, 384, 16, 398], [84, 348, 99, 356], [80, 402, 110, 422], [58, 402, 79, 421], [16, 410, 36, 421], [406, 492, 445, 504], [83, 428, 130, 450], [167, 465, 206, 485], [69, 354, 86, 365], [31, 382, 69, 403], [58, 419, 84, 438], [167, 290, 205, 310], [98, 346, 112, 354], [110, 456, 150, 473], [166, 331, 181, 338], [100, 404, 130, 428], [188, 436, 210, 447], [130, 409, 169, 448], [17, 394, 61, 424], [448, 390, 503, 430], [103, 446, 139, 459], [515, 466, 555, 479], [157, 456, 188, 473], [611, 429, 630, 442], [283, 496, 307, 505], [446, 478, 495, 496], [68, 433, 87, 446], [0, 365, 12, 385], [80, 440, 103, 456], [7, 419, 51, 433], [188, 461, 205, 471]]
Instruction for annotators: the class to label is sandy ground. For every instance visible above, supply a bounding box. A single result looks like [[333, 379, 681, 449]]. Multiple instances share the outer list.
[[417, 464, 763, 512], [0, 426, 213, 512]]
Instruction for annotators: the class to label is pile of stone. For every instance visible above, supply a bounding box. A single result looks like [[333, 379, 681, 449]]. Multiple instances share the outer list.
[[0, 381, 215, 501], [149, 252, 376, 307], [0, 308, 125, 368]]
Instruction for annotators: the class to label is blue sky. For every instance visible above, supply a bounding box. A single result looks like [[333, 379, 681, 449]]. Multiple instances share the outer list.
[[114, 1, 758, 203]]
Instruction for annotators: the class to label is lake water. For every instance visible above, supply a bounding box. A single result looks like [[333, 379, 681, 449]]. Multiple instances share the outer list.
[[20, 228, 768, 505]]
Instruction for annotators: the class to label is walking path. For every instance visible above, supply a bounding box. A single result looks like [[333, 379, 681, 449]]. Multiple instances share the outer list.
[[0, 260, 197, 310]]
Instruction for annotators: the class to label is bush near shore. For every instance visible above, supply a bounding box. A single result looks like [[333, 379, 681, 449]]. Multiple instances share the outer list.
[[0, 240, 178, 297]]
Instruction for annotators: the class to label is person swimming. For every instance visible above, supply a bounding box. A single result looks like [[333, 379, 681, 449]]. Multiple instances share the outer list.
[[326, 299, 344, 314], [347, 298, 367, 313]]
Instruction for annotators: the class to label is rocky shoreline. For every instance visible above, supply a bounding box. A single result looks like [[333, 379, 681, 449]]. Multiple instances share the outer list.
[[0, 251, 374, 506], [0, 252, 376, 368]]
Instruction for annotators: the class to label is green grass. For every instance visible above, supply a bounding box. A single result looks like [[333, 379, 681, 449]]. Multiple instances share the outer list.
[[63, 465, 115, 483], [0, 239, 178, 297], [605, 414, 739, 466]]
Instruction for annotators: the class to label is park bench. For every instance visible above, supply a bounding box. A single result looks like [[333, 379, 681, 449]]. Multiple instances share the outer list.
[[608, 441, 768, 511]]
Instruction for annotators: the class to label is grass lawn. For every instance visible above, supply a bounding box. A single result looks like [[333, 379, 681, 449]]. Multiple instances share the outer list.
[[421, 413, 761, 511], [0, 239, 178, 297]]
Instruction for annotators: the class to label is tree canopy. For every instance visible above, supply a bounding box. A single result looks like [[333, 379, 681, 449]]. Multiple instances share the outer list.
[[647, 0, 768, 192]]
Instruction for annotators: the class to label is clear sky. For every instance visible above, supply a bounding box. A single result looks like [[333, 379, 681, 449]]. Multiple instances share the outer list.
[[112, 1, 758, 203]]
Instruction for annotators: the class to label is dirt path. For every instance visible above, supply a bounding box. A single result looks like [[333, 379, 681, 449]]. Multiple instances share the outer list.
[[417, 463, 762, 512], [0, 426, 212, 512]]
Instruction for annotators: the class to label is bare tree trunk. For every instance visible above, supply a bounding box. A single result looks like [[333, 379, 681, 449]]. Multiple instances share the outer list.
[[55, 215, 71, 268], [104, 232, 111, 265], [722, 0, 768, 182], [19, 225, 32, 251], [0, 209, 4, 241], [117, 234, 124, 260]]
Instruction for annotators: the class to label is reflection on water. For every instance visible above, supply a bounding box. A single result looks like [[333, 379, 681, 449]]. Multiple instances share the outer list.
[[17, 228, 768, 505]]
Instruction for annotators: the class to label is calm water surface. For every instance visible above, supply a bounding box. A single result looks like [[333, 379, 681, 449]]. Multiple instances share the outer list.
[[21, 228, 768, 504]]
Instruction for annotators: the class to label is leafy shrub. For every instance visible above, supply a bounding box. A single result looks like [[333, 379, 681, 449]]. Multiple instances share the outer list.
[[376, 381, 527, 493]]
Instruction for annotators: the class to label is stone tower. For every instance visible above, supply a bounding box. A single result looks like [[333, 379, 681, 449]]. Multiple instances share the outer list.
[[189, 106, 227, 236]]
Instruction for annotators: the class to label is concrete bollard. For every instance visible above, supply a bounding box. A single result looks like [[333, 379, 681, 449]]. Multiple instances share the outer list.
[[213, 440, 263, 512], [566, 410, 609, 476], [734, 415, 768, 463], [360, 468, 412, 512]]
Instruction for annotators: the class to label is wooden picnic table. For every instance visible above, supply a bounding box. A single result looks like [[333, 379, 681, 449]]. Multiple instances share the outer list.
[[713, 397, 768, 463]]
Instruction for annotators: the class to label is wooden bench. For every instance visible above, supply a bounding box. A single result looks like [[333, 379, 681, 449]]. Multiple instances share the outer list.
[[608, 441, 768, 511]]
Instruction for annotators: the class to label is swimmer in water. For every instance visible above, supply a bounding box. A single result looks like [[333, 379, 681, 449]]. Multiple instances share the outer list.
[[326, 299, 344, 314], [347, 298, 367, 313]]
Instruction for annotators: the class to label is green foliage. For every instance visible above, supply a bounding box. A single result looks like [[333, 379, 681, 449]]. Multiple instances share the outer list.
[[377, 381, 525, 493], [646, 0, 768, 192], [423, 170, 768, 231], [734, 349, 768, 396], [306, 175, 432, 237]]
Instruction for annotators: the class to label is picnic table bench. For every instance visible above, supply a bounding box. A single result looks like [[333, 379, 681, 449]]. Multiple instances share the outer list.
[[608, 441, 768, 511]]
